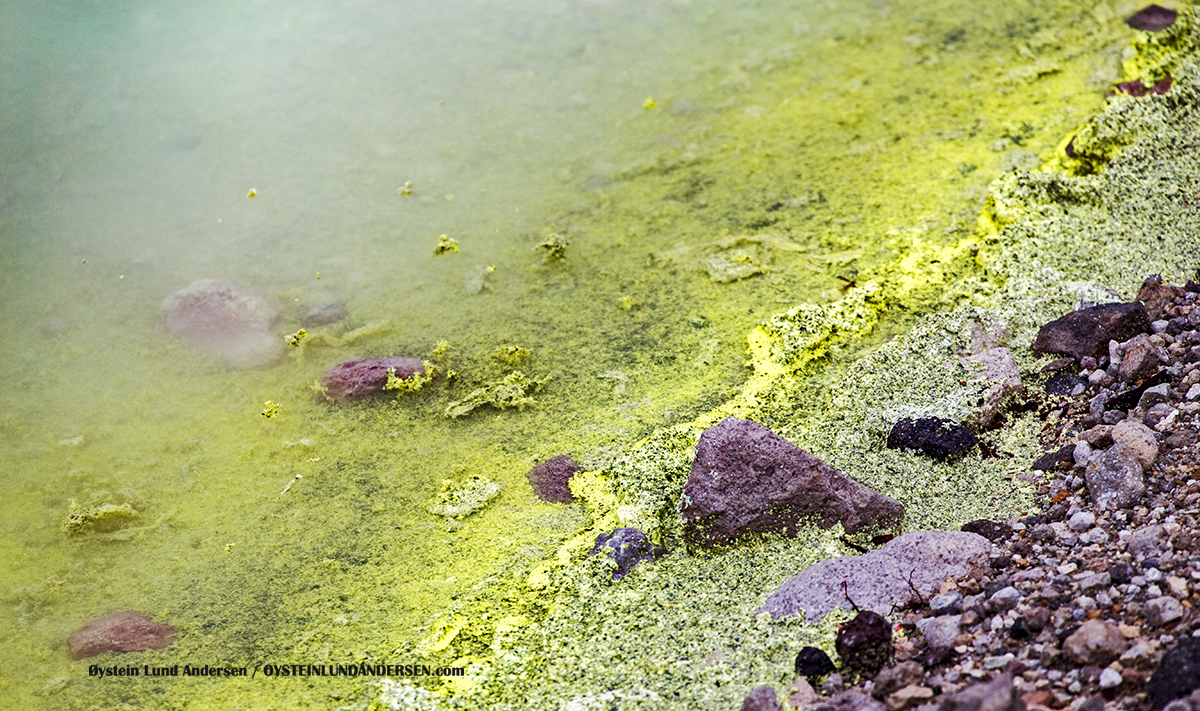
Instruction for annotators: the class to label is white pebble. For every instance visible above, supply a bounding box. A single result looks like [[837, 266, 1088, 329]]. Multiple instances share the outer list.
[[1068, 511, 1096, 532], [1099, 667, 1123, 689]]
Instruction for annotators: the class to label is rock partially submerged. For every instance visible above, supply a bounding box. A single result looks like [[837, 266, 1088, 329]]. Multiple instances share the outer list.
[[681, 418, 903, 547], [68, 611, 177, 659], [161, 279, 284, 370], [317, 356, 426, 404], [757, 531, 994, 621], [526, 455, 579, 503], [590, 527, 665, 581]]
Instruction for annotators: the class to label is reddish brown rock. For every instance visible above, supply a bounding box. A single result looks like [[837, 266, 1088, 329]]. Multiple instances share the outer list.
[[317, 357, 426, 404], [681, 418, 903, 547], [740, 685, 783, 711], [1136, 276, 1185, 321], [161, 279, 284, 370], [526, 455, 579, 503], [1126, 4, 1178, 32], [1030, 302, 1151, 361], [68, 611, 177, 660]]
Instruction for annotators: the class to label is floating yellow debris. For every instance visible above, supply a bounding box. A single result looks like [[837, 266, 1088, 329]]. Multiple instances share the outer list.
[[398, 180, 413, 195], [246, 188, 257, 198], [434, 234, 460, 256]]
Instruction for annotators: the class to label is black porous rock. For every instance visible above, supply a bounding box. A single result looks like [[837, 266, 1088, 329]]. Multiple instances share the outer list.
[[682, 418, 904, 547], [1031, 302, 1151, 361], [961, 519, 1014, 542], [1032, 444, 1076, 472], [1110, 562, 1134, 585], [589, 527, 665, 581], [1127, 4, 1179, 32], [795, 645, 836, 680], [740, 684, 782, 711], [1149, 637, 1200, 709], [886, 418, 978, 461], [526, 455, 580, 503], [835, 610, 893, 675], [1045, 372, 1083, 395], [1009, 616, 1031, 641]]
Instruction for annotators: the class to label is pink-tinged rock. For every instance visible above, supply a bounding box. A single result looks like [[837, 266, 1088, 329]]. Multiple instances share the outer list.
[[526, 455, 579, 503], [682, 418, 903, 547], [317, 357, 426, 404], [1126, 4, 1177, 32], [757, 531, 994, 621], [161, 279, 284, 370], [68, 611, 177, 660]]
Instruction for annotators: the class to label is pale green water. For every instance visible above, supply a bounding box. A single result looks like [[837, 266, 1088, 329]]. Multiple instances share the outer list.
[[0, 0, 1151, 708]]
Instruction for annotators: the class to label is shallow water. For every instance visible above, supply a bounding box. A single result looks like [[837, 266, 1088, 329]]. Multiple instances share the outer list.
[[0, 0, 1135, 707]]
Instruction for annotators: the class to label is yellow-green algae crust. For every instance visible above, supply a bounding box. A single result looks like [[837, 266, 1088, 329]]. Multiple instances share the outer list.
[[368, 5, 1200, 711], [8, 3, 1199, 711]]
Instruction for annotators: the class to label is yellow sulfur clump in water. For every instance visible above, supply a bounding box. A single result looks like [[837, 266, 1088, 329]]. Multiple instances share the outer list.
[[443, 371, 542, 418], [426, 476, 502, 521], [62, 499, 139, 537]]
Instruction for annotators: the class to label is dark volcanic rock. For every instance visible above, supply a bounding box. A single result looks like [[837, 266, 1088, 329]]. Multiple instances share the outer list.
[[1149, 637, 1200, 709], [1127, 4, 1178, 32], [589, 527, 665, 581], [1045, 372, 1084, 395], [741, 684, 782, 711], [961, 519, 1014, 542], [317, 356, 426, 404], [681, 418, 903, 547], [300, 301, 348, 327], [1137, 276, 1186, 321], [526, 455, 579, 503], [886, 417, 978, 460], [795, 646, 836, 680], [836, 610, 892, 675], [1031, 302, 1151, 361], [68, 611, 177, 660], [1032, 444, 1076, 472]]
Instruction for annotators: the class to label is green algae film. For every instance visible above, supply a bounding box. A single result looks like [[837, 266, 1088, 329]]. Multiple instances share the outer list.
[[0, 1, 1186, 710]]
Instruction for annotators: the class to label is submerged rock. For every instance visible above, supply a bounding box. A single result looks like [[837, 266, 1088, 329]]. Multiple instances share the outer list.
[[1030, 301, 1151, 361], [589, 528, 665, 581], [526, 455, 579, 503], [161, 279, 284, 370], [300, 301, 348, 327], [318, 356, 426, 404], [757, 531, 994, 621], [681, 417, 903, 547], [68, 611, 177, 660]]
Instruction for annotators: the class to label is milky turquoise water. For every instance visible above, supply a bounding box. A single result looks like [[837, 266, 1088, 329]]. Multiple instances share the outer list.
[[0, 0, 1145, 707]]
